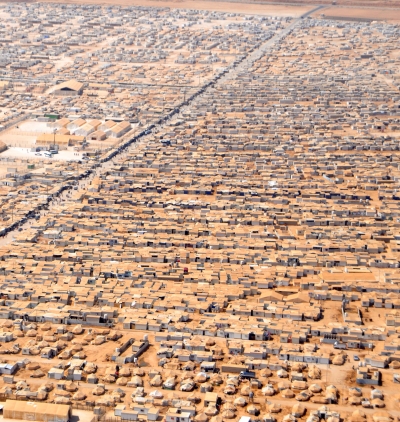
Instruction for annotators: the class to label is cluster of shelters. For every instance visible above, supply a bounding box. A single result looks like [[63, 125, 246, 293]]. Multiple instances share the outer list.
[[0, 7, 397, 422], [0, 159, 93, 236], [35, 116, 132, 149], [49, 117, 131, 139], [0, 3, 285, 123]]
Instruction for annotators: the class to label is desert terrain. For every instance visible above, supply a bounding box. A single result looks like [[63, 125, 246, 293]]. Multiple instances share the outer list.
[[0, 2, 397, 422]]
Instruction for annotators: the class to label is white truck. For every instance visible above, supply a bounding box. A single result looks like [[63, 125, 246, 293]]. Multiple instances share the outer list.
[[333, 341, 347, 350]]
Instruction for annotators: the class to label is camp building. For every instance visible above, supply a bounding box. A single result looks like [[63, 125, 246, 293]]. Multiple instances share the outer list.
[[52, 80, 84, 96], [3, 400, 70, 422]]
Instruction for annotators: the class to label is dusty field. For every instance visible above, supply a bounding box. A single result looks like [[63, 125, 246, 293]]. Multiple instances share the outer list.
[[0, 121, 52, 149], [276, 0, 399, 6], [315, 5, 400, 22], [2, 0, 400, 16], [38, 0, 312, 16], [33, 0, 400, 14]]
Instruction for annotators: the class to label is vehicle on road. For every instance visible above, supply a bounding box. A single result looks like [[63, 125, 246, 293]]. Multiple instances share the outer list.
[[240, 371, 256, 380], [333, 341, 347, 350]]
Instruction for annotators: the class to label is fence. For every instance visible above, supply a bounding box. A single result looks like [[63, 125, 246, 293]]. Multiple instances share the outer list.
[[0, 114, 31, 134], [99, 418, 120, 422], [7, 129, 47, 136], [99, 415, 167, 422], [99, 417, 136, 422], [0, 394, 112, 413], [72, 403, 110, 412], [0, 392, 43, 402]]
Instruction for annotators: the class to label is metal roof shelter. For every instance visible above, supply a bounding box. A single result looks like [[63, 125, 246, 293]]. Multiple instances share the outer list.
[[3, 400, 70, 422], [52, 79, 84, 96]]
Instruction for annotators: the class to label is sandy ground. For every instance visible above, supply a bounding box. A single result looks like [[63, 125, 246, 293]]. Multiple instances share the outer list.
[[33, 0, 400, 15], [315, 5, 400, 22], [0, 121, 54, 149], [17, 122, 52, 134], [39, 0, 312, 16], [0, 323, 400, 420]]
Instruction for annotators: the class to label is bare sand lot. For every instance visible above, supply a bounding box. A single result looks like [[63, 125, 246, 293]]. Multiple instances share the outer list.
[[35, 0, 400, 13], [3, 0, 400, 14], [315, 5, 400, 22], [39, 0, 312, 16], [282, 0, 400, 6]]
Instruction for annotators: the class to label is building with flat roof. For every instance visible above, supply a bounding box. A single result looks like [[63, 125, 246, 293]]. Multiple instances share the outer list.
[[3, 400, 70, 422]]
